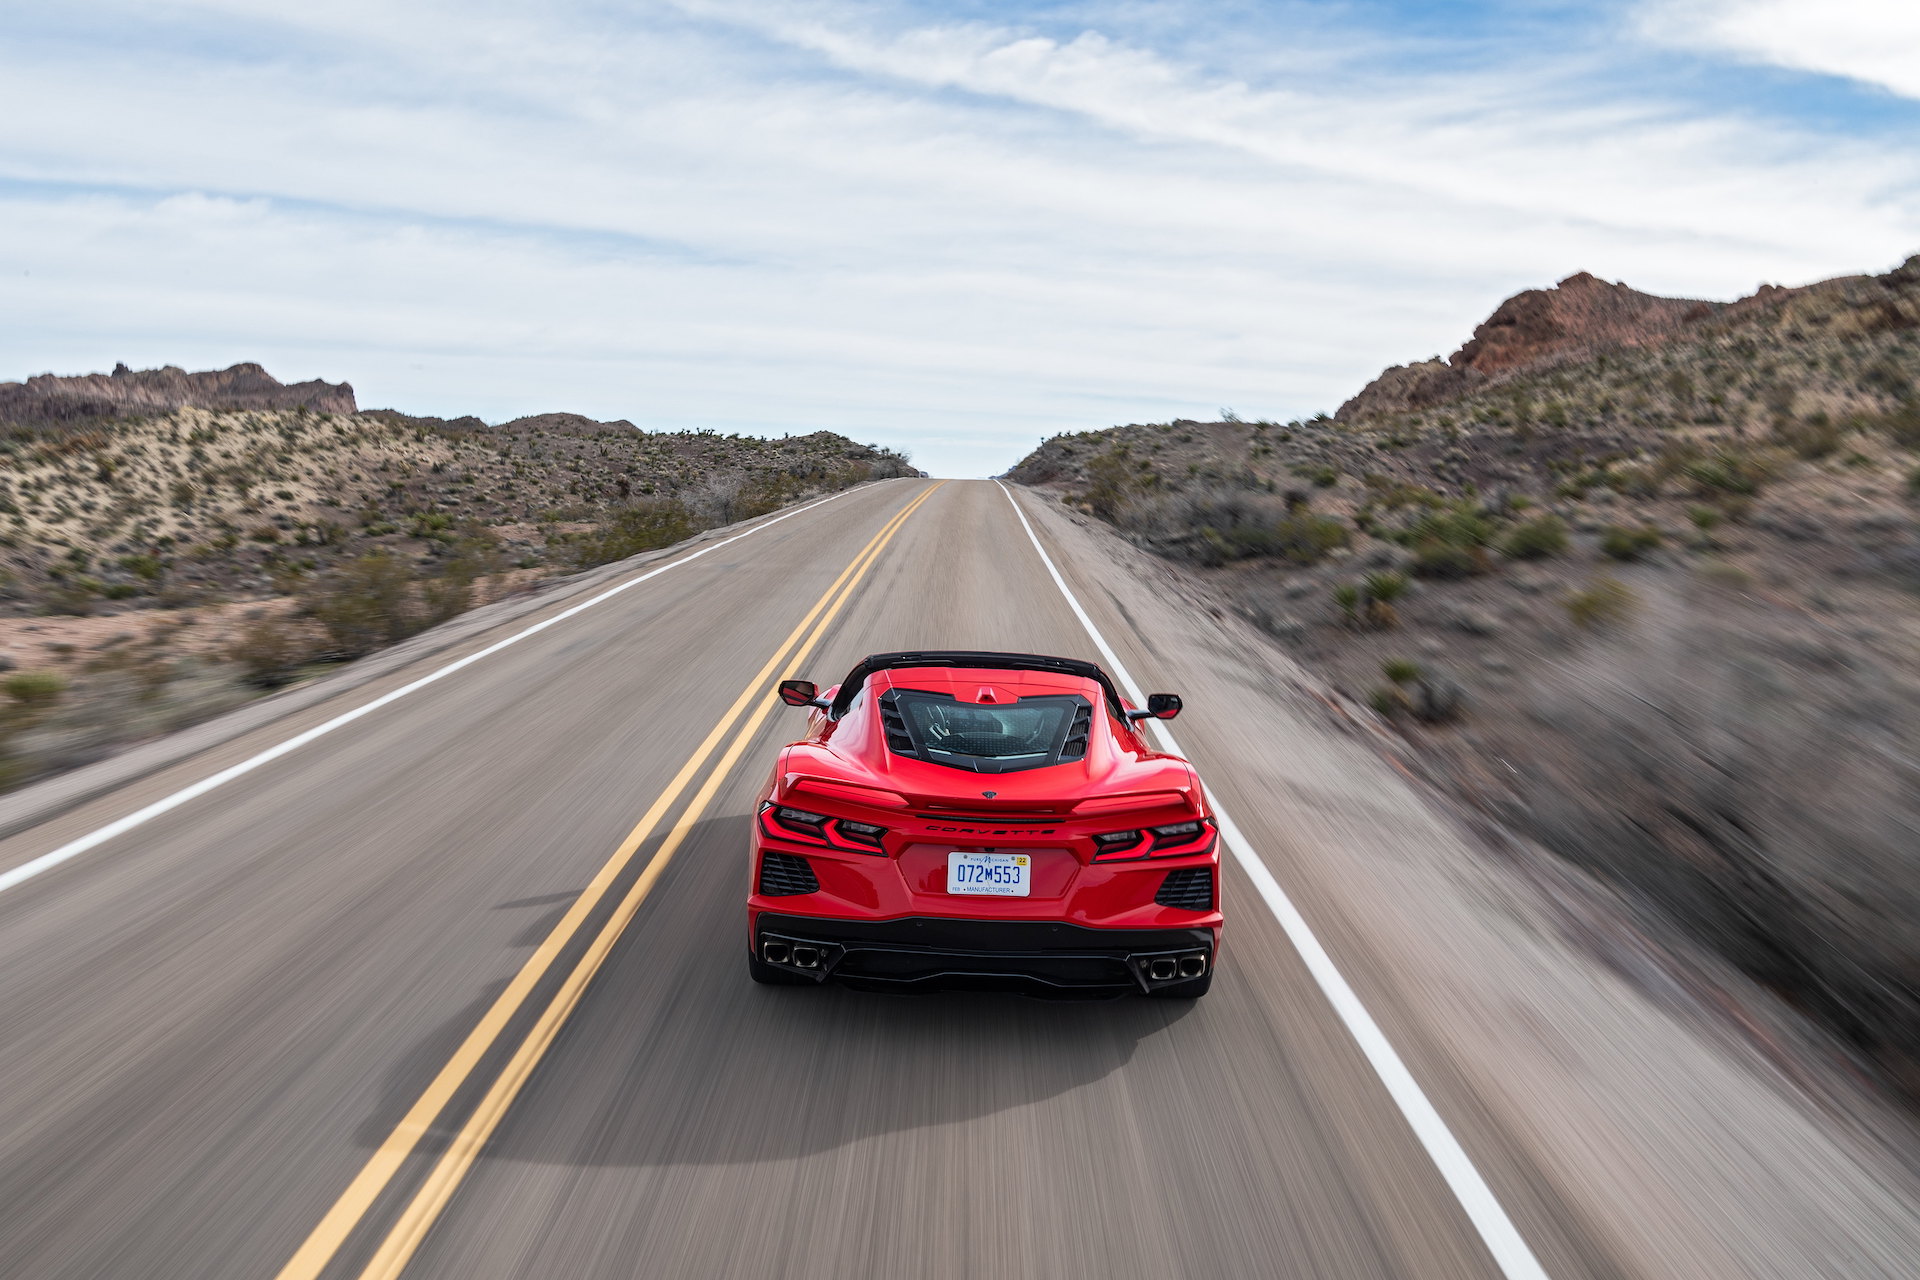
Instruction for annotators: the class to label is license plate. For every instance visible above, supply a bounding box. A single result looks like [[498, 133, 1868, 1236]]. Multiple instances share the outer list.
[[947, 851, 1031, 897]]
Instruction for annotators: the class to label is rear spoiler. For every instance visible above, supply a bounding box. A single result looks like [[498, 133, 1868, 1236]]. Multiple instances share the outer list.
[[828, 650, 1127, 719]]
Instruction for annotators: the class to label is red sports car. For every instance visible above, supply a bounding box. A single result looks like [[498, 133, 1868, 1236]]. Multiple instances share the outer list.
[[747, 651, 1219, 997]]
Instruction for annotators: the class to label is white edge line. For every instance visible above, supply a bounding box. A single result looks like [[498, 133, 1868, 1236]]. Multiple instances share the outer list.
[[0, 486, 876, 898], [996, 481, 1550, 1280]]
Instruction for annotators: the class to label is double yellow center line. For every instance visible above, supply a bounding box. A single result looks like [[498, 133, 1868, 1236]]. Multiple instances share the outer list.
[[276, 481, 943, 1280]]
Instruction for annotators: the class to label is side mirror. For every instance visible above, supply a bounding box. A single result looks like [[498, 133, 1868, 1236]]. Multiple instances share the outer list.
[[1128, 693, 1182, 721], [778, 679, 826, 708]]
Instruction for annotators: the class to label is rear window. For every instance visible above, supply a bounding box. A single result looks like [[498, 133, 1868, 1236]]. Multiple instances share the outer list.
[[880, 690, 1091, 774]]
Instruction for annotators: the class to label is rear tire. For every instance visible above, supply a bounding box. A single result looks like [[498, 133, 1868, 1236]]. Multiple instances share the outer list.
[[1149, 971, 1212, 999], [748, 952, 812, 986]]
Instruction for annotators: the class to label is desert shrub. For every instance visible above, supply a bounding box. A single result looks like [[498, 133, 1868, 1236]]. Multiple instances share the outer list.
[[101, 582, 140, 600], [1334, 572, 1406, 628], [1363, 570, 1408, 604], [1500, 515, 1568, 560], [39, 583, 95, 616], [1083, 448, 1136, 519], [1402, 501, 1495, 578], [421, 571, 472, 626], [1122, 490, 1346, 565], [1411, 540, 1485, 578], [5, 671, 67, 704], [1408, 505, 1494, 548], [229, 616, 316, 688], [1382, 657, 1422, 684], [302, 552, 420, 656], [118, 553, 164, 581], [1688, 505, 1722, 532], [408, 511, 455, 539], [1236, 512, 1350, 564], [571, 498, 699, 569], [1555, 469, 1606, 499], [421, 530, 504, 625], [726, 471, 802, 521], [1599, 524, 1663, 561], [1566, 575, 1637, 627], [1773, 415, 1844, 459], [1680, 446, 1776, 498]]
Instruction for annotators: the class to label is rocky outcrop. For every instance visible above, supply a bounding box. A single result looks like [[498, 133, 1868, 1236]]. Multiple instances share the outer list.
[[1457, 272, 1708, 376], [1339, 272, 1776, 420], [0, 363, 356, 425]]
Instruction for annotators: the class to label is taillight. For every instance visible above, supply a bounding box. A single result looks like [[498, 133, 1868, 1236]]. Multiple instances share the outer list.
[[1149, 820, 1204, 850], [759, 803, 888, 855], [1090, 829, 1145, 861], [1091, 819, 1214, 862], [768, 805, 829, 840], [838, 820, 887, 849]]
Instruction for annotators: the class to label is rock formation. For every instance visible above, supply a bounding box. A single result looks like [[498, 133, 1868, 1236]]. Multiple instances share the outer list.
[[0, 362, 356, 424]]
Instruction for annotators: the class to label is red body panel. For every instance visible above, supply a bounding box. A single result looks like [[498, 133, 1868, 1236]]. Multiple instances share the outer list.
[[748, 661, 1222, 992]]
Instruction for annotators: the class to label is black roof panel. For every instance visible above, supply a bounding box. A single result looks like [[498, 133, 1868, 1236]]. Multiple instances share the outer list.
[[829, 650, 1125, 717]]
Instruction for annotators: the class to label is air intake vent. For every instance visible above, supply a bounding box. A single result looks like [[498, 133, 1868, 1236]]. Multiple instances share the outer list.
[[759, 851, 819, 896], [1061, 702, 1093, 760], [878, 692, 915, 756], [1155, 867, 1213, 911]]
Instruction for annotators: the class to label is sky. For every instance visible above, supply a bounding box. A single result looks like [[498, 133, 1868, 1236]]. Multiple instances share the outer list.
[[3, 1, 1918, 477]]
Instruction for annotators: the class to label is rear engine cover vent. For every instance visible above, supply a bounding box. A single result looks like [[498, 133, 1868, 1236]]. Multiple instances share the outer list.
[[878, 692, 915, 756], [1155, 867, 1214, 911], [759, 851, 819, 896], [1061, 702, 1093, 761]]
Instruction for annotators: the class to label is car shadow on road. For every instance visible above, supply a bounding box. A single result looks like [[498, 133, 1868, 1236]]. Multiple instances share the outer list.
[[355, 811, 1197, 1169]]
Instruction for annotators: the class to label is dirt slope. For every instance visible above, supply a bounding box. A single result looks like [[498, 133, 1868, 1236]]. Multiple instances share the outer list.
[[1007, 250, 1920, 1107]]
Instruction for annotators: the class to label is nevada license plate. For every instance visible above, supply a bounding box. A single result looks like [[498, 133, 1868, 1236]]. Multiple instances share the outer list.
[[947, 851, 1031, 897]]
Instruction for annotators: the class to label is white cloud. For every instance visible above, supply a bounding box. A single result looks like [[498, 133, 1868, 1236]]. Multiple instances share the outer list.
[[2, 1, 1916, 475], [1644, 0, 1920, 100]]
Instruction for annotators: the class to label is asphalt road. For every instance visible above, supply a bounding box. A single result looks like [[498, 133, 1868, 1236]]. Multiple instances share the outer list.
[[0, 478, 1634, 1279]]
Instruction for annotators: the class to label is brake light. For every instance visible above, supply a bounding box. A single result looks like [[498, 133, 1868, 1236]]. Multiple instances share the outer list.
[[769, 806, 829, 839], [759, 803, 889, 854], [838, 820, 887, 848], [1149, 820, 1204, 850], [1090, 819, 1214, 862]]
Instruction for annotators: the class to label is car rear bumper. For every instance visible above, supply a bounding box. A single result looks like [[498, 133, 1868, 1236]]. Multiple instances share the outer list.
[[751, 912, 1216, 995]]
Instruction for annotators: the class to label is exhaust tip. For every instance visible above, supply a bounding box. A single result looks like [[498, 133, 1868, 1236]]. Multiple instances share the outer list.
[[1147, 958, 1178, 982], [792, 945, 822, 969], [762, 940, 790, 965], [1178, 954, 1208, 979]]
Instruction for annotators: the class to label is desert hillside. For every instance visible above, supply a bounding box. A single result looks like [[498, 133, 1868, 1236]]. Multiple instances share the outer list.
[[0, 363, 917, 786], [1009, 252, 1920, 1102]]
